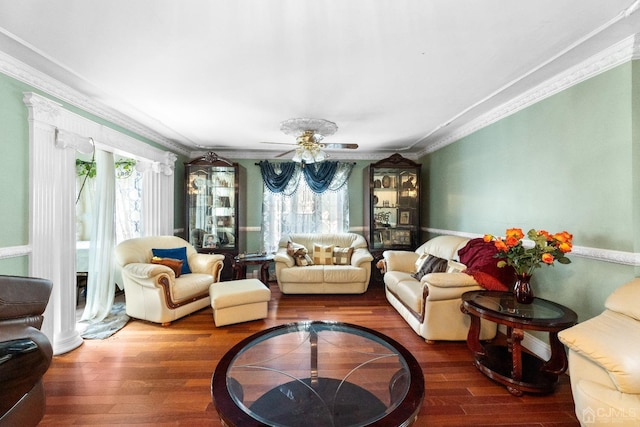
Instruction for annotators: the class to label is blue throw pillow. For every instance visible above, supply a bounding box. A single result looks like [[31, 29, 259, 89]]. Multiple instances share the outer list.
[[151, 247, 191, 275]]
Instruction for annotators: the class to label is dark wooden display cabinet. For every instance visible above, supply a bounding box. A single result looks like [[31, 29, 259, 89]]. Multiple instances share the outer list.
[[364, 153, 421, 285], [185, 152, 239, 281]]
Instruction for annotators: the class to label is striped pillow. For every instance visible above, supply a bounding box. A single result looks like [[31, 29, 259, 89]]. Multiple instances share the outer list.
[[313, 244, 334, 265]]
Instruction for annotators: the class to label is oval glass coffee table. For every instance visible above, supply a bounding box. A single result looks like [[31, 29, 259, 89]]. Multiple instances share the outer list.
[[211, 321, 424, 426], [461, 291, 577, 396]]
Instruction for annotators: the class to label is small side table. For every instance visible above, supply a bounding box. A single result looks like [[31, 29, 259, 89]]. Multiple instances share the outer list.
[[232, 254, 274, 286], [460, 290, 577, 396]]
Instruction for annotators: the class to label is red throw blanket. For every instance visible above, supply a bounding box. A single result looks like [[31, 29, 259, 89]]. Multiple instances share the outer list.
[[458, 238, 515, 291]]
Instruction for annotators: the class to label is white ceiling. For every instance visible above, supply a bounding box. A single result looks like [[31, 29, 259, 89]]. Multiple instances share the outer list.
[[1, 1, 639, 160]]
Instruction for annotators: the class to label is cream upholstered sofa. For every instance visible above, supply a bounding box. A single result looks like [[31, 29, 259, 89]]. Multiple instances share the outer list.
[[383, 235, 498, 342], [274, 233, 374, 294], [115, 235, 225, 325], [558, 278, 640, 426]]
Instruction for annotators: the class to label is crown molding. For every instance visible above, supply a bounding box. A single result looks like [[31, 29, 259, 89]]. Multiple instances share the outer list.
[[0, 50, 191, 157], [191, 148, 420, 162], [425, 228, 640, 266], [421, 33, 640, 156]]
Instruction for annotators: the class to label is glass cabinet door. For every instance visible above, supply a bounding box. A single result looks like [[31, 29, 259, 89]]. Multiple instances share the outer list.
[[185, 153, 239, 280], [187, 166, 237, 250], [185, 153, 239, 259], [365, 154, 421, 251]]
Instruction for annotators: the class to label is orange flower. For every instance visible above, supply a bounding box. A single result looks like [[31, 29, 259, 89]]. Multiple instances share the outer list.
[[505, 236, 520, 247], [494, 238, 508, 252], [558, 242, 572, 253], [483, 234, 493, 243], [541, 253, 554, 264], [553, 231, 573, 244], [506, 228, 524, 240]]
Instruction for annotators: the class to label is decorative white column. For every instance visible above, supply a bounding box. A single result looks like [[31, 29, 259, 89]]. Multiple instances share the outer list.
[[139, 152, 176, 236], [24, 93, 84, 354]]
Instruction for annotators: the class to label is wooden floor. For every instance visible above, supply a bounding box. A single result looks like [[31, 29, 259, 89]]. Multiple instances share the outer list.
[[41, 282, 580, 426]]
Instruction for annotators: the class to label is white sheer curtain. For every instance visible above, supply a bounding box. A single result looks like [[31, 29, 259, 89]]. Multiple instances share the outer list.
[[81, 150, 117, 322], [262, 163, 351, 253]]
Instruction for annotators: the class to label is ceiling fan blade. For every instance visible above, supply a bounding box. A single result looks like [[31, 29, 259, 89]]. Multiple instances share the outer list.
[[322, 143, 358, 150], [260, 141, 297, 146], [275, 149, 296, 158]]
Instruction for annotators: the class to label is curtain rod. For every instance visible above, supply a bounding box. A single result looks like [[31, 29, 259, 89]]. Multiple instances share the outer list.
[[254, 161, 357, 166]]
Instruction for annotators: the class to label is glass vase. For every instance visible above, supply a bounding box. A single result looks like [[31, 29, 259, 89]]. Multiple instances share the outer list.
[[514, 273, 534, 304]]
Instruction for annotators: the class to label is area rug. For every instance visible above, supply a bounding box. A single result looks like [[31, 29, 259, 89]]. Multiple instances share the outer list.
[[80, 302, 129, 339]]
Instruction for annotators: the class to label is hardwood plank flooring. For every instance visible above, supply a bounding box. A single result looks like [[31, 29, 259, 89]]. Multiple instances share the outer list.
[[41, 283, 579, 426]]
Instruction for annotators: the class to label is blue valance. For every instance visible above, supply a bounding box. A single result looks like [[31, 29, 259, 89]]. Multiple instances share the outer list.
[[258, 161, 353, 194], [259, 161, 297, 193], [302, 162, 338, 193]]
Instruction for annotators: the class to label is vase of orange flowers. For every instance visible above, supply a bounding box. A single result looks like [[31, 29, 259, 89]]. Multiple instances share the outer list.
[[484, 228, 573, 304]]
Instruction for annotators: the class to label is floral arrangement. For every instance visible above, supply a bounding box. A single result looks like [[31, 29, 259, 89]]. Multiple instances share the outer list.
[[483, 228, 573, 277]]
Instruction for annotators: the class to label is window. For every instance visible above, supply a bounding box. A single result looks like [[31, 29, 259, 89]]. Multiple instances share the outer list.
[[261, 162, 353, 252]]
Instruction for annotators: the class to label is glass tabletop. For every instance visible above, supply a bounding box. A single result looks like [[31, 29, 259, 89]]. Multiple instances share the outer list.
[[469, 293, 565, 319], [212, 321, 424, 427], [461, 291, 578, 327]]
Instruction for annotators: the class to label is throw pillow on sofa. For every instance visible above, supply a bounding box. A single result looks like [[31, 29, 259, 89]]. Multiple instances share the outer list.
[[287, 241, 314, 266], [333, 247, 354, 265], [313, 244, 334, 265], [411, 255, 448, 280], [414, 252, 430, 272]]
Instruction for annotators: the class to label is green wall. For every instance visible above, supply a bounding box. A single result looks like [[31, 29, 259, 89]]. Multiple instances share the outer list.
[[3, 59, 639, 323], [419, 61, 639, 320]]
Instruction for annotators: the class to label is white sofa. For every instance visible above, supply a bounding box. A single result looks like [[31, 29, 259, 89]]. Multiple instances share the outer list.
[[558, 278, 640, 426], [274, 233, 374, 294], [383, 235, 497, 342], [114, 235, 225, 325]]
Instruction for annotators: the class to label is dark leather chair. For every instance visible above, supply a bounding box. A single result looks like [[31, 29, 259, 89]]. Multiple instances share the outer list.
[[0, 275, 53, 427]]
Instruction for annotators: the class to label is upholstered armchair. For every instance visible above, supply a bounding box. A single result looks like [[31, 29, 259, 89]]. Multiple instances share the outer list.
[[0, 275, 53, 427], [558, 278, 640, 426], [114, 235, 225, 325]]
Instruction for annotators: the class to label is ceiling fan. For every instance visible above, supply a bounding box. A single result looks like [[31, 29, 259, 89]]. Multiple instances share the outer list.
[[262, 118, 358, 163]]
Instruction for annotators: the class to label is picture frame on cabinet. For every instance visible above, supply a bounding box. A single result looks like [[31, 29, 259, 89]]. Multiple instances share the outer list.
[[203, 234, 217, 248], [399, 209, 411, 225]]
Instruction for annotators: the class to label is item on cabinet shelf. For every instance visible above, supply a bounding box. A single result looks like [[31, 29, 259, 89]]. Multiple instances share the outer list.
[[217, 196, 231, 207], [382, 175, 391, 188], [398, 209, 411, 225], [374, 212, 390, 227], [203, 234, 217, 248], [401, 175, 415, 189], [383, 200, 389, 207], [374, 179, 382, 188], [373, 195, 379, 206]]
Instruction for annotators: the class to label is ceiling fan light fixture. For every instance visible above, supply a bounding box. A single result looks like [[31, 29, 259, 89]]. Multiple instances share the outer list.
[[292, 144, 327, 164]]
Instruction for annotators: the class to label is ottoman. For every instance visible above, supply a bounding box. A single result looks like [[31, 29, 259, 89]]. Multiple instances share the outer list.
[[209, 279, 271, 326]]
